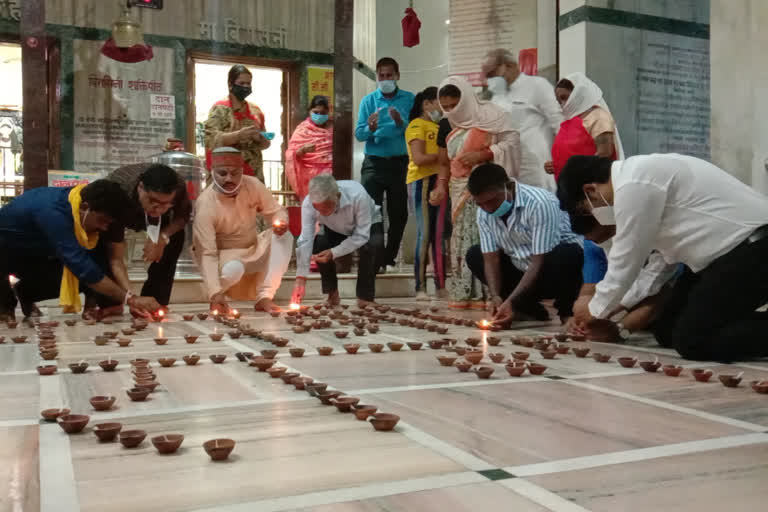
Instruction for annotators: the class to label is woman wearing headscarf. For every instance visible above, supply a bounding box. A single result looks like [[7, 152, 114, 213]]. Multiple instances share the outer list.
[[430, 75, 521, 309], [284, 95, 334, 201], [545, 72, 624, 181]]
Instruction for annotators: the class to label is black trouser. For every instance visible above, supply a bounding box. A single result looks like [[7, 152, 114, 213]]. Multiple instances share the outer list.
[[0, 247, 64, 314], [466, 242, 584, 318], [314, 223, 384, 301], [651, 234, 768, 361], [361, 155, 409, 268], [84, 230, 184, 307]]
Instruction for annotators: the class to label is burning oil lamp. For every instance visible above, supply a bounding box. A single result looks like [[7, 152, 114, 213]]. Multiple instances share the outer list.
[[477, 319, 491, 330]]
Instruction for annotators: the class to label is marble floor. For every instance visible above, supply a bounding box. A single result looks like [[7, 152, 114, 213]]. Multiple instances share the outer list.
[[1, 299, 767, 512]]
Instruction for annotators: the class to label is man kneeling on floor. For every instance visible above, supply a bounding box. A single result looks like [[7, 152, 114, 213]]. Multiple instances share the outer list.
[[465, 163, 584, 327], [193, 147, 293, 313], [291, 174, 384, 308], [0, 180, 162, 320]]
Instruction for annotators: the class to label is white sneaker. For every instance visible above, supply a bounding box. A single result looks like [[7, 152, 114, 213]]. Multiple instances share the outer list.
[[415, 291, 430, 301]]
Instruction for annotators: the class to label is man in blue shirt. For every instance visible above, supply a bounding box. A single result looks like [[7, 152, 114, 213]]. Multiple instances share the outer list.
[[355, 57, 414, 273], [0, 180, 162, 321], [465, 163, 583, 327]]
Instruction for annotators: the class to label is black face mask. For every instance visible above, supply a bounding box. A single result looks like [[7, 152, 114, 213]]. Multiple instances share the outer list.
[[230, 84, 252, 101]]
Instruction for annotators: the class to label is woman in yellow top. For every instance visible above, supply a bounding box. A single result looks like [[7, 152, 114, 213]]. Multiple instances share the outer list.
[[406, 86, 449, 301]]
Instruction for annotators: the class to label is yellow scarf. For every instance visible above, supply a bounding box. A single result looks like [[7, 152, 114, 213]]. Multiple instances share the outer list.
[[59, 184, 99, 312]]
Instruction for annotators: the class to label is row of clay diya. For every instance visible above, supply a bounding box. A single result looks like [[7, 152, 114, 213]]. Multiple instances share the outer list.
[[39, 409, 235, 460]]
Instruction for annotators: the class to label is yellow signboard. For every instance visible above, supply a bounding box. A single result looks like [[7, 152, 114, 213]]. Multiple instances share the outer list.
[[307, 66, 334, 111]]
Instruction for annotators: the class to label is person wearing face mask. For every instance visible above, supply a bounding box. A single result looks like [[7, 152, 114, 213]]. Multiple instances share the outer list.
[[204, 64, 271, 183], [465, 163, 583, 327], [0, 180, 162, 321], [354, 57, 415, 273], [481, 49, 562, 192], [285, 95, 334, 201], [82, 163, 191, 320], [193, 148, 292, 314], [404, 86, 449, 301], [558, 154, 768, 361]]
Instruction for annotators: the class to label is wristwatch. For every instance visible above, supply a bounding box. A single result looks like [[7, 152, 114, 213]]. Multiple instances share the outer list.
[[616, 322, 630, 341]]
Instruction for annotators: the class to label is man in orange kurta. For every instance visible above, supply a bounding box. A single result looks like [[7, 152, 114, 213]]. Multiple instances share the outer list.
[[193, 148, 292, 313]]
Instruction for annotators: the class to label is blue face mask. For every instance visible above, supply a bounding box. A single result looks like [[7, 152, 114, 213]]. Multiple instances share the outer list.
[[310, 112, 329, 125], [378, 80, 397, 94], [490, 191, 513, 218]]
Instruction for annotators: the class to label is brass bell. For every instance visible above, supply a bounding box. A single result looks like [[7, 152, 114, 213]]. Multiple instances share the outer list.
[[111, 10, 144, 48]]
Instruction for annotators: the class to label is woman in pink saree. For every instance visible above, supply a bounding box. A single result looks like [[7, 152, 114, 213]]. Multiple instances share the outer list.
[[285, 95, 334, 201]]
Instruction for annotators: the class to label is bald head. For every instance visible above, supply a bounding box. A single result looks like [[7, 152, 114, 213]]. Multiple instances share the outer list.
[[481, 49, 519, 84]]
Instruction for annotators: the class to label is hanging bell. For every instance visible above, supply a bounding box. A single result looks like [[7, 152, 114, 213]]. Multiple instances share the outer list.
[[111, 10, 144, 48]]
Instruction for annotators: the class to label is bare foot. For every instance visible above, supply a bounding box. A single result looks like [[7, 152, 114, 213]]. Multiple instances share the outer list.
[[254, 298, 281, 312], [356, 298, 378, 309], [81, 307, 100, 321], [323, 290, 341, 307], [100, 305, 125, 318]]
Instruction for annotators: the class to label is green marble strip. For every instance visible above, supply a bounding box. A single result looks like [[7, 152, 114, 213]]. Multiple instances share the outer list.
[[559, 6, 709, 39], [477, 468, 516, 481]]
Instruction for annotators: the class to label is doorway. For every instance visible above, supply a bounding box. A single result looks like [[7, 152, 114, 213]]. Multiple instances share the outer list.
[[187, 54, 300, 193], [0, 42, 22, 204]]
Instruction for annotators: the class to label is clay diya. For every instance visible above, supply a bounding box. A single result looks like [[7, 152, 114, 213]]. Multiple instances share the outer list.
[[486, 336, 502, 347], [68, 362, 89, 374], [37, 365, 58, 376], [197, 313, 209, 320], [126, 387, 151, 401], [384, 342, 402, 352], [367, 325, 380, 334], [426, 324, 439, 332], [487, 353, 505, 364], [527, 363, 548, 375], [12, 335, 28, 343], [249, 357, 275, 371], [183, 335, 198, 344], [474, 366, 495, 379], [719, 373, 743, 388], [533, 341, 551, 352], [368, 343, 384, 353], [505, 364, 527, 377], [572, 347, 591, 358], [556, 345, 570, 355], [152, 434, 184, 454], [407, 342, 423, 351], [58, 414, 90, 434], [93, 422, 122, 442], [305, 382, 328, 396], [454, 347, 467, 356], [103, 331, 118, 339], [41, 408, 70, 421], [314, 346, 332, 356], [89, 395, 116, 411], [260, 349, 278, 359], [617, 356, 638, 368], [639, 358, 662, 373], [334, 331, 349, 339], [369, 413, 400, 431], [152, 337, 168, 346], [692, 368, 714, 382], [465, 337, 481, 347], [183, 354, 200, 366], [209, 354, 227, 364], [182, 314, 195, 321], [292, 326, 309, 334], [455, 361, 473, 372], [353, 404, 378, 421], [99, 359, 119, 372], [114, 338, 131, 348], [569, 334, 587, 342], [158, 357, 176, 368], [662, 364, 683, 377], [317, 390, 344, 405], [353, 327, 366, 336], [269, 311, 281, 318], [343, 343, 360, 354], [592, 353, 612, 363], [203, 438, 235, 461], [130, 358, 150, 367], [428, 340, 444, 350], [235, 352, 254, 362], [464, 351, 483, 365], [291, 376, 313, 390], [121, 328, 135, 336], [280, 372, 300, 384], [0, 336, 6, 344], [333, 396, 360, 412], [266, 366, 287, 378], [540, 350, 558, 360], [288, 348, 305, 358], [435, 326, 449, 335], [273, 338, 290, 347], [64, 319, 78, 327], [519, 338, 535, 348], [512, 351, 531, 361], [750, 380, 768, 394], [437, 355, 457, 367], [40, 350, 59, 361], [119, 429, 147, 448], [208, 333, 224, 341]]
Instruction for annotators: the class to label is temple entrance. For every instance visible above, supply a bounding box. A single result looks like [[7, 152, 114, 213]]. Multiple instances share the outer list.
[[0, 42, 22, 204]]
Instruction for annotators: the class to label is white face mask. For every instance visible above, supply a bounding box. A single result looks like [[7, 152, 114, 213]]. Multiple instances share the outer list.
[[428, 109, 442, 122], [585, 190, 615, 226], [145, 213, 162, 243], [486, 76, 507, 97], [213, 173, 243, 196]]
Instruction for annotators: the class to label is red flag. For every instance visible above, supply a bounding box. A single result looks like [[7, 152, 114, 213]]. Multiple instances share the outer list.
[[402, 8, 421, 48]]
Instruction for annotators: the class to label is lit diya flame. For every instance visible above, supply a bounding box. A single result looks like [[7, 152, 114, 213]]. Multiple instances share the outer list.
[[212, 309, 219, 316], [479, 319, 491, 328], [231, 309, 239, 315], [289, 303, 301, 311], [157, 309, 165, 318]]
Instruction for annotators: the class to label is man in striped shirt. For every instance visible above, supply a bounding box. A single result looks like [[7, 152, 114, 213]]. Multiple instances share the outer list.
[[465, 163, 583, 326]]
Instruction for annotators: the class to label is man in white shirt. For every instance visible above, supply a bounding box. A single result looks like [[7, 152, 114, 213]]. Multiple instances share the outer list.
[[481, 49, 562, 192], [291, 174, 383, 307], [558, 154, 768, 360]]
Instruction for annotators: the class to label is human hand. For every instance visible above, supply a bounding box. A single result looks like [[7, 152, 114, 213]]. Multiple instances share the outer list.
[[291, 282, 306, 304], [573, 295, 595, 329], [428, 180, 448, 206], [313, 249, 334, 264], [272, 220, 289, 236], [492, 299, 514, 326], [239, 125, 261, 143], [584, 319, 621, 343], [459, 151, 489, 167], [209, 293, 229, 314], [128, 296, 162, 318], [367, 111, 379, 131], [298, 143, 316, 156], [143, 238, 166, 263], [388, 107, 403, 126], [488, 295, 504, 316], [544, 161, 554, 174]]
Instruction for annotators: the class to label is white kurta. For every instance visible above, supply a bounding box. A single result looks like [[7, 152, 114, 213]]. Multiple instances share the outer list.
[[491, 73, 563, 191]]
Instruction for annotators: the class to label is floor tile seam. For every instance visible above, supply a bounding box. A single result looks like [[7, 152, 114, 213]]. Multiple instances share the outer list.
[[500, 478, 594, 512], [561, 379, 766, 432], [346, 375, 552, 395], [502, 432, 768, 477]]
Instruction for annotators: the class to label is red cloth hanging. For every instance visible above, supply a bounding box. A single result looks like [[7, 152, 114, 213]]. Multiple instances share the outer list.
[[100, 37, 154, 63], [402, 7, 421, 48], [518, 48, 538, 76]]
